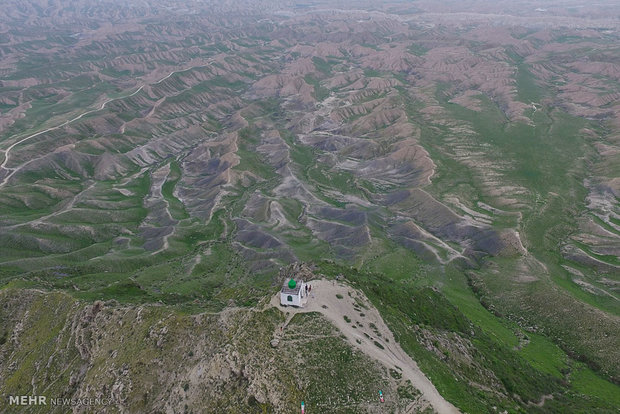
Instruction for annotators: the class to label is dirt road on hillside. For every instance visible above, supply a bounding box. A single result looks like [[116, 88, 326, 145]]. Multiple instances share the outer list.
[[270, 279, 460, 414]]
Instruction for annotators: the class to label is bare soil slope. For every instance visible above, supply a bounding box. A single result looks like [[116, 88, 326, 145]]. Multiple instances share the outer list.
[[270, 279, 460, 414]]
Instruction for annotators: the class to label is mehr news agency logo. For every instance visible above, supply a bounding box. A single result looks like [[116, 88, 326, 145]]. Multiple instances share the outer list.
[[7, 395, 112, 407]]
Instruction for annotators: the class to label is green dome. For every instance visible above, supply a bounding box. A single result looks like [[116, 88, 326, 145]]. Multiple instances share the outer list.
[[288, 279, 297, 289]]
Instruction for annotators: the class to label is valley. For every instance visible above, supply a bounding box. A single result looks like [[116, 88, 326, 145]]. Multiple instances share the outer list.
[[0, 0, 619, 412]]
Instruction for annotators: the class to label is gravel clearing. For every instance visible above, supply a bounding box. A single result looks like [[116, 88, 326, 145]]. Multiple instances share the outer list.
[[270, 278, 460, 414]]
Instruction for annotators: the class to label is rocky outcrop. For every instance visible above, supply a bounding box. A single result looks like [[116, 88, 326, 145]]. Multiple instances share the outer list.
[[0, 288, 408, 413]]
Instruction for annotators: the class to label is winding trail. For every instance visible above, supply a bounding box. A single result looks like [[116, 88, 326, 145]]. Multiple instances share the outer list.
[[270, 279, 460, 414], [0, 60, 214, 189], [0, 85, 143, 188]]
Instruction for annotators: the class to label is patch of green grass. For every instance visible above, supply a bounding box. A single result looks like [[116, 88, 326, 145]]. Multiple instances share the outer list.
[[318, 261, 568, 412], [364, 246, 425, 282], [407, 43, 428, 56], [360, 43, 380, 51], [515, 63, 543, 103], [442, 267, 519, 347], [161, 161, 189, 220], [76, 280, 151, 303], [312, 57, 333, 75], [235, 146, 277, 180], [303, 75, 330, 101], [307, 165, 365, 198], [5, 81, 117, 139], [518, 333, 568, 378], [571, 366, 620, 407], [363, 68, 382, 78]]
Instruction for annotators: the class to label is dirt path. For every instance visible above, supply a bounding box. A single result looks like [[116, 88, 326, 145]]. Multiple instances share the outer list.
[[0, 60, 216, 189], [270, 279, 460, 414], [0, 86, 144, 188]]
